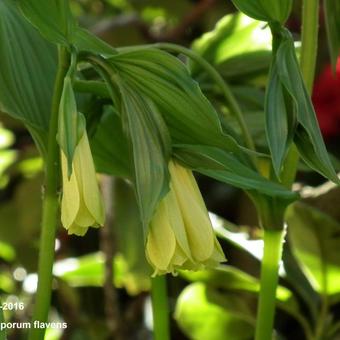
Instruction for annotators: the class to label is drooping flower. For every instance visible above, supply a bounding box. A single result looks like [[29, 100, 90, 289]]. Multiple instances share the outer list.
[[61, 131, 105, 236], [146, 160, 226, 275]]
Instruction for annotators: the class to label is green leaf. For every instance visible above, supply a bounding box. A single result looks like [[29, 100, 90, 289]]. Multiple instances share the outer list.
[[259, 0, 293, 23], [282, 243, 319, 321], [111, 47, 242, 155], [118, 80, 171, 231], [180, 266, 294, 303], [276, 36, 339, 184], [55, 251, 150, 295], [72, 28, 117, 56], [265, 62, 293, 176], [18, 0, 77, 45], [191, 13, 272, 78], [55, 252, 104, 287], [57, 77, 86, 175], [231, 0, 270, 22], [174, 144, 298, 201], [0, 0, 57, 153], [232, 0, 292, 24], [286, 202, 340, 295], [175, 282, 255, 340], [91, 108, 131, 178], [324, 0, 340, 71]]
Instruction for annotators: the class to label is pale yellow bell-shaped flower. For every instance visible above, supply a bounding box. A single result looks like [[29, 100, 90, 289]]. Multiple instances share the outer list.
[[146, 160, 226, 275], [61, 131, 105, 236]]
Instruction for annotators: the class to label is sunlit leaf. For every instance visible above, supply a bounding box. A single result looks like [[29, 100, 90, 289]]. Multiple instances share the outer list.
[[287, 202, 340, 296], [180, 266, 294, 303], [191, 13, 271, 78], [0, 126, 14, 149], [54, 252, 150, 295], [175, 282, 255, 340]]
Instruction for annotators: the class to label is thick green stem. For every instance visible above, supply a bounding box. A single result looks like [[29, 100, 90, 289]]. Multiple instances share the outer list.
[[255, 228, 285, 340], [151, 43, 256, 155], [74, 80, 109, 98], [28, 47, 69, 340], [151, 276, 170, 340]]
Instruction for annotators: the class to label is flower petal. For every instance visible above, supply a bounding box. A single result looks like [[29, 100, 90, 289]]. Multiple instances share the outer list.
[[61, 151, 80, 228], [73, 132, 105, 225], [169, 161, 214, 262], [146, 200, 176, 272], [164, 189, 193, 262]]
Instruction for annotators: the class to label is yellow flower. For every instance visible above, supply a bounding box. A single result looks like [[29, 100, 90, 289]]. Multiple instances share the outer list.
[[61, 131, 105, 236], [146, 161, 226, 275]]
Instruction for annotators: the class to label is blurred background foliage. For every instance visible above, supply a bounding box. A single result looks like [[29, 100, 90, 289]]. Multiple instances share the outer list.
[[0, 0, 340, 339]]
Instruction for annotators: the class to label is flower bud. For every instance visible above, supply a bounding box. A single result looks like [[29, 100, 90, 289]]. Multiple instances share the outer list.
[[61, 131, 105, 236], [146, 161, 226, 275]]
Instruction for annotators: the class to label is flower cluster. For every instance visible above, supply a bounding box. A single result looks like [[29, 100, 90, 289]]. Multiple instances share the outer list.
[[146, 160, 226, 275]]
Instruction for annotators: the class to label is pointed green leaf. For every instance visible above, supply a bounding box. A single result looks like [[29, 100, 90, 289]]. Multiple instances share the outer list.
[[118, 80, 171, 231], [72, 28, 117, 56], [265, 62, 293, 176], [264, 56, 297, 178], [0, 0, 57, 154], [174, 144, 298, 201], [276, 36, 339, 183], [110, 48, 242, 155], [324, 0, 340, 71], [18, 0, 77, 45], [57, 77, 85, 175]]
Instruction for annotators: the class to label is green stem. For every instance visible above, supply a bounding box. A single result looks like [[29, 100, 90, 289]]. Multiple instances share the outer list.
[[300, 0, 319, 94], [300, 2, 328, 336], [255, 228, 285, 340], [151, 43, 256, 155], [281, 0, 319, 188], [151, 276, 170, 340], [74, 80, 109, 98], [28, 47, 69, 340]]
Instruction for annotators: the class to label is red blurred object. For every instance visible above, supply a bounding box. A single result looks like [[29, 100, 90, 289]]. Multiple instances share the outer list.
[[312, 58, 340, 139]]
